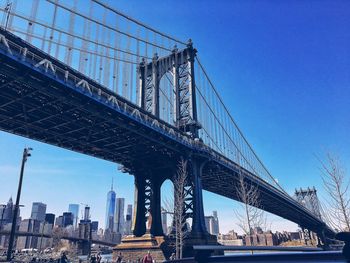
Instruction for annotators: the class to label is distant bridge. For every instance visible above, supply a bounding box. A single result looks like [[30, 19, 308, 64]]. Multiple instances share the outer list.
[[0, 0, 334, 252], [0, 230, 117, 247]]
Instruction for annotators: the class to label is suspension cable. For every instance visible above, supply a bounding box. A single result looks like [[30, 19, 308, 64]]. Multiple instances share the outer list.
[[0, 8, 152, 60], [92, 0, 187, 46], [196, 56, 286, 193], [46, 0, 173, 52]]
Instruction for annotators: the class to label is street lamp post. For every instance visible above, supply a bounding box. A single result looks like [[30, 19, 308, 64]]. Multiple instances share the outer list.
[[6, 147, 32, 261]]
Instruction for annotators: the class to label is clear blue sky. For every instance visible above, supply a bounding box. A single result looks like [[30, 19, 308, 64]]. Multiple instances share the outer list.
[[0, 0, 349, 234]]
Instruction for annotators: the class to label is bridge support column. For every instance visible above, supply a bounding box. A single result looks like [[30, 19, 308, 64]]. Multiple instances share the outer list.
[[132, 176, 146, 237], [132, 175, 164, 237], [190, 157, 207, 236], [116, 174, 167, 262], [150, 179, 163, 236]]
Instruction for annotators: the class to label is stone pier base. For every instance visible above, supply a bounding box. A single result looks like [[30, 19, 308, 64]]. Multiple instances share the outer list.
[[113, 234, 171, 262], [113, 233, 220, 261]]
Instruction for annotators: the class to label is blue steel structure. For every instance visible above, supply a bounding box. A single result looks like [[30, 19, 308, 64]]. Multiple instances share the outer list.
[[0, 0, 336, 254]]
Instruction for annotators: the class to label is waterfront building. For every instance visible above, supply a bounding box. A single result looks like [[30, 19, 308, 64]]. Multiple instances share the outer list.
[[105, 181, 116, 231], [218, 230, 243, 246], [68, 204, 79, 229], [30, 202, 47, 222], [114, 198, 125, 234], [124, 204, 133, 235]]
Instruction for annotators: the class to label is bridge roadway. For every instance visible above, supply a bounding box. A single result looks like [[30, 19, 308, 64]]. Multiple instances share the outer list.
[[0, 230, 116, 247], [0, 29, 334, 239]]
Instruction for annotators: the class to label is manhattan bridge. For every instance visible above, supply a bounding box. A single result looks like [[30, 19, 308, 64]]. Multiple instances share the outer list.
[[0, 0, 335, 253]]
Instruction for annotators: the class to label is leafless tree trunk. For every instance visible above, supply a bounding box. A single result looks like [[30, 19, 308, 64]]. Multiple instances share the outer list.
[[234, 172, 264, 246], [318, 153, 350, 231], [172, 158, 188, 259]]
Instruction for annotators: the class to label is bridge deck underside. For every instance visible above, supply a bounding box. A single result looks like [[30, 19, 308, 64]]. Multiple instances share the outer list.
[[0, 46, 333, 237], [0, 54, 183, 174]]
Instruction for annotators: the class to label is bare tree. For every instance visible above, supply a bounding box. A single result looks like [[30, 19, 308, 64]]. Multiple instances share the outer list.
[[172, 158, 189, 259], [234, 172, 264, 245], [318, 153, 350, 231], [52, 226, 68, 251]]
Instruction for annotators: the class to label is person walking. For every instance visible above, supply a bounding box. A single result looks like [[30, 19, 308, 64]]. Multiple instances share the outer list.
[[96, 253, 102, 263], [90, 254, 97, 263], [60, 252, 68, 263], [142, 251, 153, 263], [116, 252, 123, 263]]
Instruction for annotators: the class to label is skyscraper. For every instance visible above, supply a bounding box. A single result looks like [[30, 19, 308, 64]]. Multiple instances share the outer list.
[[161, 208, 167, 235], [212, 211, 220, 235], [91, 221, 99, 231], [30, 202, 47, 222], [3, 197, 14, 224], [114, 198, 125, 234], [205, 211, 220, 236], [45, 213, 55, 225], [83, 206, 90, 222], [124, 204, 133, 235], [62, 212, 74, 227], [68, 204, 79, 229], [105, 180, 116, 231]]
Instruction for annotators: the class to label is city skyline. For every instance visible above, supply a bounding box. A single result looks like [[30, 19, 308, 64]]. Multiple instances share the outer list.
[[0, 0, 349, 236]]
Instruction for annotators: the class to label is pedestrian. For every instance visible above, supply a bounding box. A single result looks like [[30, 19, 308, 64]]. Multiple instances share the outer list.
[[91, 254, 97, 263], [142, 251, 153, 263], [60, 252, 68, 263], [116, 252, 123, 263], [96, 252, 102, 263]]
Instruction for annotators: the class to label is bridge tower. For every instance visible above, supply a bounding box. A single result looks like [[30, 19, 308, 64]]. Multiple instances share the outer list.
[[295, 187, 325, 246], [138, 40, 200, 137], [113, 43, 214, 261], [295, 187, 322, 220]]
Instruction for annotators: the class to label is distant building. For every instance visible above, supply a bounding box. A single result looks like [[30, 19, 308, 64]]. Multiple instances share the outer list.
[[45, 213, 55, 225], [55, 216, 63, 227], [91, 221, 99, 231], [115, 198, 125, 234], [105, 181, 116, 231], [68, 204, 79, 229], [30, 202, 47, 222], [62, 212, 74, 227], [212, 211, 220, 235], [161, 208, 167, 235], [38, 222, 53, 250], [2, 197, 20, 224], [218, 230, 243, 246], [78, 221, 91, 240], [245, 228, 279, 246], [16, 219, 41, 250], [205, 211, 220, 236], [124, 204, 133, 235], [83, 206, 90, 221]]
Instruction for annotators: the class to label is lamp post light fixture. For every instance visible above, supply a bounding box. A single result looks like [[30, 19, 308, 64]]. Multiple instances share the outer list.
[[6, 147, 33, 261]]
